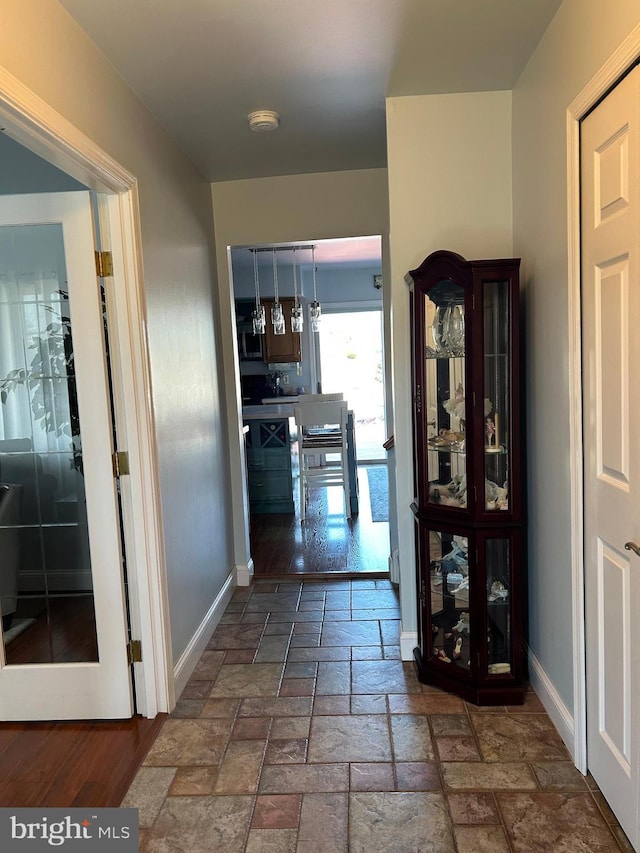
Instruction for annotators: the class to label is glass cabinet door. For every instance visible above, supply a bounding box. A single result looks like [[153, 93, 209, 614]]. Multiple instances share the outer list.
[[423, 279, 467, 510], [483, 280, 510, 512], [427, 528, 471, 674], [485, 537, 512, 676]]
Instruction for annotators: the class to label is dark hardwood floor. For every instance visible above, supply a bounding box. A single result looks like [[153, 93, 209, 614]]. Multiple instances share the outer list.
[[0, 716, 165, 807], [0, 597, 165, 808], [5, 595, 98, 665], [251, 463, 390, 575]]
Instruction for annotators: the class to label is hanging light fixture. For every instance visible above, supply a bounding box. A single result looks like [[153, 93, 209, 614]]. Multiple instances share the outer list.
[[309, 245, 321, 332], [251, 250, 266, 334], [290, 248, 303, 333], [271, 249, 285, 335]]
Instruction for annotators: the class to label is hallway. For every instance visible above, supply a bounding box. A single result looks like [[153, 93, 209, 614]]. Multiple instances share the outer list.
[[124, 578, 632, 852]]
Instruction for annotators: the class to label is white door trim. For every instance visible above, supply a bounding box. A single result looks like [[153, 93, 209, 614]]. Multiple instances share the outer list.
[[0, 64, 173, 716], [566, 22, 640, 774]]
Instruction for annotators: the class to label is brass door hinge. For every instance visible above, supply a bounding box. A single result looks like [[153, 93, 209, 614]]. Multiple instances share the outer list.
[[127, 640, 142, 665], [95, 250, 113, 278], [112, 450, 130, 477]]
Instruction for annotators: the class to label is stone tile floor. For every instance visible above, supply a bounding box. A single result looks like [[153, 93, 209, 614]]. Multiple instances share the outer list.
[[123, 578, 633, 852]]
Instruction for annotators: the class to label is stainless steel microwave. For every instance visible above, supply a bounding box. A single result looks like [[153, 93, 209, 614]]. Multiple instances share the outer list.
[[237, 325, 263, 360]]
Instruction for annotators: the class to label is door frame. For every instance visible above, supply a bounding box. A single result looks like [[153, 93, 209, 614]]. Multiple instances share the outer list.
[[0, 67, 173, 717], [566, 23, 640, 773]]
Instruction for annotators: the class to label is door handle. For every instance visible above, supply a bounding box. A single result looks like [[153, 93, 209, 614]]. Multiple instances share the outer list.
[[624, 542, 640, 557]]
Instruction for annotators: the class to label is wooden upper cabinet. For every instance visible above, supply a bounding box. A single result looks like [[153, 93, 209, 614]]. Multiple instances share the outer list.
[[262, 298, 302, 363]]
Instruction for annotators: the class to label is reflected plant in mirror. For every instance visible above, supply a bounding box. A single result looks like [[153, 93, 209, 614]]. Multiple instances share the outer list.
[[0, 289, 83, 472]]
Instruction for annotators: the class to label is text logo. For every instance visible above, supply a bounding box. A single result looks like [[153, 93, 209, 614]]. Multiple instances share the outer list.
[[0, 808, 138, 851]]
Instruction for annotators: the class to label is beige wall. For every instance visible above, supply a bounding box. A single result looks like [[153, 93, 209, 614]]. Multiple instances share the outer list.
[[211, 169, 391, 569], [512, 0, 640, 723], [1, 0, 233, 663], [385, 90, 513, 651]]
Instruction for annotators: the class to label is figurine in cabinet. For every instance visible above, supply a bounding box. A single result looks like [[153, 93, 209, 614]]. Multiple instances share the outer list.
[[406, 250, 525, 705]]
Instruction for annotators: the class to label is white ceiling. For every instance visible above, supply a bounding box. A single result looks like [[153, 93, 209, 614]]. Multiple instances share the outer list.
[[59, 0, 563, 183]]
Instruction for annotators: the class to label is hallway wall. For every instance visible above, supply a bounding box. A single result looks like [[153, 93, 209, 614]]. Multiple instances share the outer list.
[[385, 89, 514, 655], [512, 0, 640, 751], [0, 0, 234, 669]]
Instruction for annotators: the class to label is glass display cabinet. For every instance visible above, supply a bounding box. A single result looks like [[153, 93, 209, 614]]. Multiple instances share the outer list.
[[406, 250, 525, 704]]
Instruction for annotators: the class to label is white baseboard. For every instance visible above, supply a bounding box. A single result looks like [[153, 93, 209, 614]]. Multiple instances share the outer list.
[[235, 558, 254, 587], [173, 570, 236, 702], [528, 647, 577, 763], [400, 629, 418, 661], [389, 548, 400, 585]]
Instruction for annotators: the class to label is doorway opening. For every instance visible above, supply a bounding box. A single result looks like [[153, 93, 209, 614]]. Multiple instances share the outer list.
[[230, 236, 390, 576]]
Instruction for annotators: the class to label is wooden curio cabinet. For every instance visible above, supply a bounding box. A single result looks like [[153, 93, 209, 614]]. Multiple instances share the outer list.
[[406, 250, 525, 705]]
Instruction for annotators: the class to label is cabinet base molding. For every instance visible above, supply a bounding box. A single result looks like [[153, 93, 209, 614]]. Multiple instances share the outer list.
[[414, 645, 525, 706]]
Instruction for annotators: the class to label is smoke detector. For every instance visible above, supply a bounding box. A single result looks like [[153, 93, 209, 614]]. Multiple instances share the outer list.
[[248, 110, 280, 132]]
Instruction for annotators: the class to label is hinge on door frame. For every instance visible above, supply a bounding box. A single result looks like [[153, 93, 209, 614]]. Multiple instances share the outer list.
[[127, 640, 142, 665], [95, 250, 113, 278], [112, 450, 130, 477]]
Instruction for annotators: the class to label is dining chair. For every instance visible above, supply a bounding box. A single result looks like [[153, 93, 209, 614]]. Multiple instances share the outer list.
[[293, 399, 351, 520]]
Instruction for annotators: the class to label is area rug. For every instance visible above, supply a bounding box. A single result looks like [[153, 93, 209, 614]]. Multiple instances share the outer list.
[[366, 465, 389, 522], [3, 617, 36, 646]]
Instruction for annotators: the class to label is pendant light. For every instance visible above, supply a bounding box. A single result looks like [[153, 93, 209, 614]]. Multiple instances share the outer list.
[[290, 248, 303, 333], [271, 249, 285, 335], [251, 250, 266, 334], [309, 245, 321, 332]]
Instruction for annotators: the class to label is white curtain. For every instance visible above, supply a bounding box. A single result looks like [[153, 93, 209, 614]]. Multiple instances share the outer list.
[[0, 224, 76, 495]]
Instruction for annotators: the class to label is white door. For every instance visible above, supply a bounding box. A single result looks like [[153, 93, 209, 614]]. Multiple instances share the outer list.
[[0, 191, 132, 719], [582, 66, 640, 847]]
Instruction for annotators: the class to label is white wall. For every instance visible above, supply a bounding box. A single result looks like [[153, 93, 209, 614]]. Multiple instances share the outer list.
[[512, 0, 640, 739], [1, 0, 234, 666], [386, 90, 513, 656], [211, 169, 391, 572]]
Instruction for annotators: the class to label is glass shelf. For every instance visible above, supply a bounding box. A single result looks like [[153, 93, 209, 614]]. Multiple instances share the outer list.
[[428, 442, 466, 454], [425, 350, 466, 360]]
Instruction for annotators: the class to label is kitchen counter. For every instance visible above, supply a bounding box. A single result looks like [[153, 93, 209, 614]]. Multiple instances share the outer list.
[[242, 401, 298, 419], [241, 404, 359, 515]]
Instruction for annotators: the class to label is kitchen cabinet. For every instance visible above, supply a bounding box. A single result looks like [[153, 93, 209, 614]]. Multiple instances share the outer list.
[[244, 416, 294, 513], [262, 298, 302, 364], [406, 249, 525, 705]]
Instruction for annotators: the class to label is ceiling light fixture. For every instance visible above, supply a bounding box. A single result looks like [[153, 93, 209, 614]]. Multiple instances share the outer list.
[[291, 249, 303, 333], [309, 245, 321, 332], [248, 110, 279, 132], [271, 250, 285, 335], [251, 250, 266, 335]]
